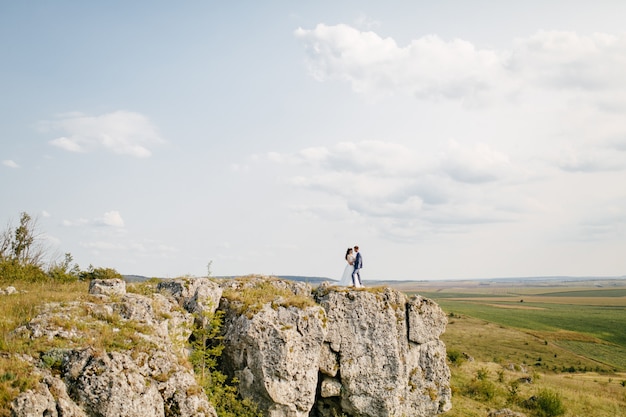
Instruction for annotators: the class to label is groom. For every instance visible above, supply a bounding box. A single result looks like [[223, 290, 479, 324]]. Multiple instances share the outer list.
[[352, 245, 363, 287]]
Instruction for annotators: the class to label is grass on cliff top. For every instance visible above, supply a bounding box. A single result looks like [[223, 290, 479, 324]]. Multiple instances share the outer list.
[[0, 281, 88, 416], [221, 276, 317, 317], [0, 280, 165, 417]]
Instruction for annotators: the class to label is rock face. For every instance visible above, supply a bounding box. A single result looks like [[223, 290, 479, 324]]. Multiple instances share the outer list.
[[218, 280, 451, 417], [313, 286, 451, 417], [11, 278, 218, 417], [11, 277, 451, 417], [220, 281, 326, 417]]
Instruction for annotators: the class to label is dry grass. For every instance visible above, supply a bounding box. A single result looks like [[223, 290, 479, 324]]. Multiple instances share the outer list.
[[221, 276, 317, 317], [0, 280, 162, 416], [0, 281, 90, 351], [441, 315, 626, 416]]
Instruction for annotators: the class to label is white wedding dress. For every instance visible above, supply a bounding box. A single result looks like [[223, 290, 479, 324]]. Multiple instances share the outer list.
[[339, 254, 356, 286]]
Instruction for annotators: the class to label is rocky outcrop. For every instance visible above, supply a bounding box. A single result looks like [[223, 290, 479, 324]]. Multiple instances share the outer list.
[[11, 278, 217, 417], [217, 279, 451, 417], [220, 279, 326, 417], [312, 286, 451, 417], [10, 277, 451, 417]]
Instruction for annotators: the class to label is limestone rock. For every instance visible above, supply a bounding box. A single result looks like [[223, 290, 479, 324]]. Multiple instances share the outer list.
[[11, 382, 57, 417], [313, 286, 451, 417], [318, 342, 339, 377], [11, 276, 451, 417], [221, 300, 327, 417], [320, 377, 342, 398], [158, 277, 223, 318], [219, 280, 451, 417], [408, 294, 448, 344], [88, 278, 126, 296], [489, 409, 528, 417], [11, 285, 216, 417]]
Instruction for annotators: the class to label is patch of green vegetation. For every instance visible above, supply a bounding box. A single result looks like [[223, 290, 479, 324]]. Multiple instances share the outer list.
[[222, 277, 316, 317], [434, 299, 626, 370], [189, 310, 262, 417], [127, 278, 161, 296], [0, 356, 38, 417], [537, 289, 626, 297], [418, 292, 505, 299]]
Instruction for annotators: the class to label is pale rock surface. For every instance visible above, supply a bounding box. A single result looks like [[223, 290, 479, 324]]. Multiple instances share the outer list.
[[11, 277, 451, 417], [88, 278, 126, 296], [320, 377, 342, 398], [312, 285, 452, 417], [218, 280, 451, 417], [10, 382, 58, 417], [158, 277, 223, 321], [12, 278, 217, 417], [488, 409, 528, 417], [221, 288, 327, 417]]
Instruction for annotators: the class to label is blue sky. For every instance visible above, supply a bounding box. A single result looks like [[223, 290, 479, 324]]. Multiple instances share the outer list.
[[2, 1, 626, 280]]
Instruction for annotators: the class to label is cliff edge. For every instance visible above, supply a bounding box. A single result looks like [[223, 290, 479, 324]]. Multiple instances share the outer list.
[[10, 277, 451, 417]]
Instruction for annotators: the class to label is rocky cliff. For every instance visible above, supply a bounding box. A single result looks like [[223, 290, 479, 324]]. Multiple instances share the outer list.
[[10, 277, 451, 417]]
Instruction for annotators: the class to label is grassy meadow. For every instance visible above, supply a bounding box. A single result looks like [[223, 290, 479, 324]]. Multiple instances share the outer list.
[[398, 278, 626, 416]]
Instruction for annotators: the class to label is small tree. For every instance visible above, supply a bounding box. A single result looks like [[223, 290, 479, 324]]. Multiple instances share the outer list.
[[189, 309, 262, 417], [0, 212, 50, 282], [0, 212, 46, 266], [47, 253, 81, 282]]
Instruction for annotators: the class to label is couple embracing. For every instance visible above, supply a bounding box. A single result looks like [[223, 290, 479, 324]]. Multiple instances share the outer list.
[[339, 245, 363, 287]]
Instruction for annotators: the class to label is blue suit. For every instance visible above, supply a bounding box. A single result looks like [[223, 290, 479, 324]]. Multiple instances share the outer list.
[[352, 251, 363, 287]]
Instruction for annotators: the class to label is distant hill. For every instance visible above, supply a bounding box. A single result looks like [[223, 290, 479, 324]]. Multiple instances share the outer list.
[[123, 274, 625, 287], [123, 274, 337, 285]]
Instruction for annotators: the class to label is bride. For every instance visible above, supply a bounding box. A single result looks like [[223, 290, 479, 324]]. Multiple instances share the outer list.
[[338, 247, 357, 286]]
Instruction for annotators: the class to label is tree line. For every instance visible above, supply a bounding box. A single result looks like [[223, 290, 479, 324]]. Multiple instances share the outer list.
[[0, 212, 122, 283]]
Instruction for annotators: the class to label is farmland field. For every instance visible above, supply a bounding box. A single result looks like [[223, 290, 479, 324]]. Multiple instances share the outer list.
[[385, 278, 626, 416]]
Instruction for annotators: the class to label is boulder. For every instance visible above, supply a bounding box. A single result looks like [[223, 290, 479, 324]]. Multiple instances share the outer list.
[[88, 278, 126, 296], [488, 409, 528, 417], [158, 277, 223, 319]]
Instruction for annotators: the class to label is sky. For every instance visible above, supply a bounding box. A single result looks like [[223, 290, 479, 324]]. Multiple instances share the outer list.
[[2, 1, 626, 281]]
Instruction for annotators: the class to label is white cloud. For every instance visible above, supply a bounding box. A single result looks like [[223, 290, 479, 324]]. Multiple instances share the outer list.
[[2, 160, 19, 168], [556, 145, 626, 172], [296, 25, 626, 109], [441, 141, 513, 183], [41, 110, 163, 158], [264, 140, 526, 240], [295, 23, 508, 101], [97, 211, 125, 228], [62, 211, 125, 228], [510, 31, 626, 92], [62, 218, 90, 227]]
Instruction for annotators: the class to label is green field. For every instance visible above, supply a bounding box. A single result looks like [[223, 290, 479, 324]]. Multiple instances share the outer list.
[[394, 280, 626, 416], [415, 287, 626, 371]]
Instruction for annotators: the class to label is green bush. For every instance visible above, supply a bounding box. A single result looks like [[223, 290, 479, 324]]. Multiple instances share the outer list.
[[447, 349, 466, 366], [464, 379, 497, 401], [46, 253, 80, 283], [525, 388, 565, 417], [78, 265, 123, 281], [0, 260, 48, 283]]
